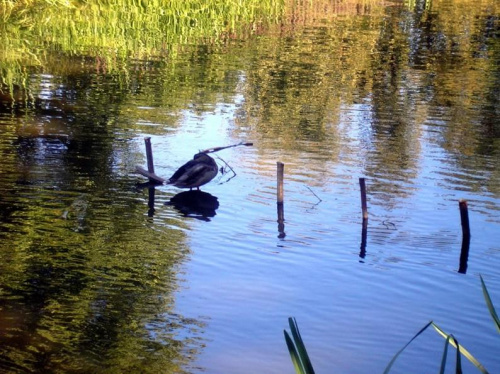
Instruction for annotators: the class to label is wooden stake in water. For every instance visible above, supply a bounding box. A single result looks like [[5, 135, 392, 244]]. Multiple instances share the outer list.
[[458, 199, 471, 274], [359, 177, 368, 220], [277, 162, 284, 205], [137, 137, 165, 184], [145, 137, 155, 174], [276, 162, 285, 238]]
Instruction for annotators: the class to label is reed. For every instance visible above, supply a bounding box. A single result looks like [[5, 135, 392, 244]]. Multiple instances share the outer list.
[[286, 276, 498, 373], [1, 0, 284, 53], [0, 0, 285, 89], [284, 317, 315, 374]]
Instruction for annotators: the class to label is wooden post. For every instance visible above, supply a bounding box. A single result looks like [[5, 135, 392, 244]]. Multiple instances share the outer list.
[[277, 162, 284, 205], [276, 162, 285, 238], [139, 137, 165, 184], [358, 178, 368, 260], [458, 199, 471, 274], [145, 137, 155, 174], [359, 178, 368, 220]]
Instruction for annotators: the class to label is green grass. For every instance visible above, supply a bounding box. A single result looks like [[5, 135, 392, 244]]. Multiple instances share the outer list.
[[284, 317, 315, 374], [285, 276, 498, 374], [0, 0, 285, 88]]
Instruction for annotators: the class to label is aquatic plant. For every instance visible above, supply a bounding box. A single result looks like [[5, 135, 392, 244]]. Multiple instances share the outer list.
[[0, 0, 286, 92], [0, 0, 284, 59], [383, 321, 489, 374], [481, 275, 500, 334], [285, 275, 498, 373], [284, 317, 315, 374]]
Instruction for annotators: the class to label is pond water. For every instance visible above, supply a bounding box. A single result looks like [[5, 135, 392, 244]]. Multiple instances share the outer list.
[[1, 1, 500, 374]]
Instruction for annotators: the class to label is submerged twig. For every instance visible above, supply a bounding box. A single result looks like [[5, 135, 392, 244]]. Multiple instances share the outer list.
[[215, 154, 237, 184], [382, 220, 397, 230], [306, 186, 322, 203], [304, 186, 322, 211]]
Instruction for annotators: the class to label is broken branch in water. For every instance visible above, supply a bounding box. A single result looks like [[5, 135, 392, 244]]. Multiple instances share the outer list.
[[304, 186, 323, 211], [306, 186, 322, 203], [215, 154, 237, 184], [200, 141, 253, 154], [135, 166, 165, 184], [201, 142, 252, 184]]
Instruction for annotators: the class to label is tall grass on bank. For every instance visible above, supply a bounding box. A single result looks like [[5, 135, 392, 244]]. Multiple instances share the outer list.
[[0, 0, 284, 54], [285, 275, 498, 374], [0, 0, 284, 89]]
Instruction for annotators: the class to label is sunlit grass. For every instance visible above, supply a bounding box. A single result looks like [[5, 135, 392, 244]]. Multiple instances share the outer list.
[[1, 0, 285, 54], [481, 275, 500, 333], [0, 0, 285, 89], [383, 321, 490, 374], [284, 317, 315, 374], [286, 276, 498, 373]]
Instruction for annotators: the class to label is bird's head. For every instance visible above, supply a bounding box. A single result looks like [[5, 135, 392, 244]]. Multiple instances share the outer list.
[[194, 152, 210, 160]]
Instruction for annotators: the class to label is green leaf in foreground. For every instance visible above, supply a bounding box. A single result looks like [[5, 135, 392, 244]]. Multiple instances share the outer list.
[[384, 321, 489, 374], [287, 276, 496, 374], [439, 334, 452, 374], [432, 323, 488, 374], [480, 275, 500, 333], [382, 321, 433, 374], [284, 330, 306, 374], [284, 317, 315, 374], [452, 335, 463, 374], [438, 333, 463, 374]]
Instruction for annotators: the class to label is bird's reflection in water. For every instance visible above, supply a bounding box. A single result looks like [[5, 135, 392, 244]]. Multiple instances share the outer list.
[[166, 190, 219, 221]]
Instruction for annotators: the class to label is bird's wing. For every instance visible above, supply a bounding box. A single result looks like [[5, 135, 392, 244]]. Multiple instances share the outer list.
[[169, 163, 213, 187], [168, 159, 198, 183]]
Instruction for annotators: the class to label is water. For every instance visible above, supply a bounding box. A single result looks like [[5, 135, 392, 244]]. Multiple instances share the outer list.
[[1, 2, 500, 373]]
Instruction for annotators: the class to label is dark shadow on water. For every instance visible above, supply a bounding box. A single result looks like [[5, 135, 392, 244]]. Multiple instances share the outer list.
[[458, 200, 471, 274], [148, 187, 156, 217], [135, 182, 163, 217], [359, 218, 368, 262], [458, 233, 471, 274], [277, 203, 285, 239], [166, 190, 219, 221]]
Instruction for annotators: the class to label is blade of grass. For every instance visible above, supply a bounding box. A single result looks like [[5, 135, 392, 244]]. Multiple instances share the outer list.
[[451, 335, 463, 374], [480, 275, 500, 333], [439, 334, 452, 374], [431, 323, 489, 374], [284, 330, 306, 374], [383, 321, 433, 374], [288, 317, 315, 374]]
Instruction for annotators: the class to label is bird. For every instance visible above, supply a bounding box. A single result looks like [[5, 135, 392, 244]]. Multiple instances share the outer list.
[[167, 152, 218, 190]]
